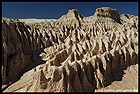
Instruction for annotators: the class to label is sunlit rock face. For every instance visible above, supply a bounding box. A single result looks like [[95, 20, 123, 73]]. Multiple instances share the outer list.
[[93, 7, 120, 22], [58, 9, 84, 27], [2, 7, 138, 92]]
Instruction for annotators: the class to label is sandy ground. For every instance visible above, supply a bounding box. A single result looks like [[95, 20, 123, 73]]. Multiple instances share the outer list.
[[18, 18, 57, 24], [95, 64, 138, 92], [3, 63, 138, 92]]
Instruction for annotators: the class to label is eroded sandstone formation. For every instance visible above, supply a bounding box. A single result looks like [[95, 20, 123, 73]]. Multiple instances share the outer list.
[[2, 7, 138, 92]]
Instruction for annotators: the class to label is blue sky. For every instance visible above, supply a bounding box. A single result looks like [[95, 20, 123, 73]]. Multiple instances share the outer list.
[[2, 2, 138, 19]]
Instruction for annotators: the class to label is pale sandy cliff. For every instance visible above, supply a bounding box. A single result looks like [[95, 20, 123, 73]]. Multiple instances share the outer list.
[[2, 7, 138, 92]]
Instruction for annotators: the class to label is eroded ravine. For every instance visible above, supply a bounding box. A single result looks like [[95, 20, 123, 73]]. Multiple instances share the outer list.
[[2, 7, 138, 92]]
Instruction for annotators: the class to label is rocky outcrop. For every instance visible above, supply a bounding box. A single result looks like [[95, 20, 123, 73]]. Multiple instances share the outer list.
[[2, 18, 43, 88], [2, 7, 138, 92], [95, 64, 138, 92], [93, 7, 120, 22], [58, 9, 83, 27]]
